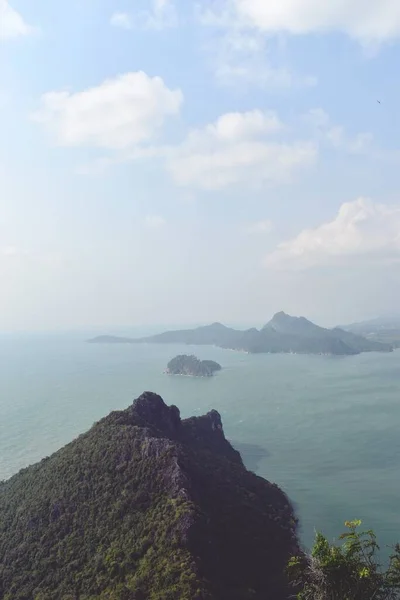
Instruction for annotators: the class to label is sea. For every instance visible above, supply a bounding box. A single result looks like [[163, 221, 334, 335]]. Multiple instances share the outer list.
[[1, 332, 400, 553]]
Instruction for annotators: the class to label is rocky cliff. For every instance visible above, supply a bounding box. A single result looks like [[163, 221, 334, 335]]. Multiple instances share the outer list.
[[0, 392, 298, 600]]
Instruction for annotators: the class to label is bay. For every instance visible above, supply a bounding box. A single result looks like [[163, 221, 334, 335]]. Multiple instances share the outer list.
[[1, 333, 399, 551]]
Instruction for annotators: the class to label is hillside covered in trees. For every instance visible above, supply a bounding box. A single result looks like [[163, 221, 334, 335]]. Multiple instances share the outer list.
[[0, 392, 298, 600]]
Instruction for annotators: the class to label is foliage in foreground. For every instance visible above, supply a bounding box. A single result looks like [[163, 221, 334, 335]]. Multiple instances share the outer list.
[[288, 520, 400, 600]]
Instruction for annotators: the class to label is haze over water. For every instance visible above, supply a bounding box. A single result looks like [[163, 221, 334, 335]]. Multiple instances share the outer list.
[[1, 333, 399, 551]]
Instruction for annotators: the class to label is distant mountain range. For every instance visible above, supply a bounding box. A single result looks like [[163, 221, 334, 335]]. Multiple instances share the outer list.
[[343, 316, 400, 348], [89, 311, 393, 355]]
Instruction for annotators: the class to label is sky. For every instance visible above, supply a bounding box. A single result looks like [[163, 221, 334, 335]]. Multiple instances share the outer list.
[[2, 0, 400, 331]]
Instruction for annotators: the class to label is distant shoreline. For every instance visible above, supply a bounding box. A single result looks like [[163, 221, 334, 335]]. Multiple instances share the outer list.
[[87, 313, 393, 356]]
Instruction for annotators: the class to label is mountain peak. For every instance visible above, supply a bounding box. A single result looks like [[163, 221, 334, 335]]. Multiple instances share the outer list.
[[271, 311, 310, 322], [271, 311, 291, 321], [131, 392, 233, 459], [132, 391, 181, 435], [0, 393, 299, 600], [267, 311, 313, 328], [274, 311, 289, 318], [208, 321, 227, 329]]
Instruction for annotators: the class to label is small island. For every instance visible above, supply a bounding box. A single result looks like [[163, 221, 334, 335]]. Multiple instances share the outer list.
[[166, 355, 222, 377]]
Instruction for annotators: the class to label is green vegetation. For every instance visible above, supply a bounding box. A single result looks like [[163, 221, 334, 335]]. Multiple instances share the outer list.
[[0, 420, 201, 600], [288, 520, 400, 600], [0, 392, 297, 600], [166, 354, 222, 376]]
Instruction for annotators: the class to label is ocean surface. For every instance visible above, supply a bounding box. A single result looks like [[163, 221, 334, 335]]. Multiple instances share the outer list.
[[1, 333, 400, 552]]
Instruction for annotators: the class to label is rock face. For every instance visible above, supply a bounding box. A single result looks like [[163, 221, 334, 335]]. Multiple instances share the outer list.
[[88, 312, 393, 355], [166, 354, 222, 376], [0, 392, 299, 600]]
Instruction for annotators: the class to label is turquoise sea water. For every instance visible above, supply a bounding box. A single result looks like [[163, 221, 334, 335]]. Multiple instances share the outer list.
[[1, 334, 400, 551]]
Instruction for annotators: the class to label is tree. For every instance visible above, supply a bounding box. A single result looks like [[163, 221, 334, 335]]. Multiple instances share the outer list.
[[287, 520, 400, 600]]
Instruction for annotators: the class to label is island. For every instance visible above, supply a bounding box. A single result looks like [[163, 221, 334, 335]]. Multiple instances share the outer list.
[[166, 354, 222, 377], [88, 311, 394, 356]]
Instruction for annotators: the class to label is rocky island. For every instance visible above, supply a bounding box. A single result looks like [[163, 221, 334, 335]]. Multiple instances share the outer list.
[[166, 354, 222, 377], [0, 392, 298, 600], [88, 311, 393, 356]]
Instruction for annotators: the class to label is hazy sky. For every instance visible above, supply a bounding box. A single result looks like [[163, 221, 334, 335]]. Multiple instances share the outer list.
[[2, 0, 400, 331]]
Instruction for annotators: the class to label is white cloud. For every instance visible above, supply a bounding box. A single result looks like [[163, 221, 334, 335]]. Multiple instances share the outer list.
[[199, 9, 316, 88], [0, 1, 33, 40], [265, 198, 400, 269], [305, 107, 331, 130], [117, 0, 177, 30], [215, 30, 315, 88], [144, 215, 166, 228], [246, 220, 273, 234], [110, 12, 132, 30], [69, 103, 390, 189], [305, 108, 400, 162], [306, 108, 374, 155], [326, 127, 373, 154], [166, 109, 316, 190], [33, 71, 183, 150], [231, 0, 400, 43], [205, 109, 284, 139], [144, 0, 178, 29]]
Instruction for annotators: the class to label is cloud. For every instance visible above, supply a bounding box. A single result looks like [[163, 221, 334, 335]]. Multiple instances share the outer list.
[[0, 1, 33, 40], [110, 12, 132, 30], [229, 0, 400, 43], [32, 72, 183, 150], [113, 0, 178, 31], [142, 0, 178, 29], [305, 108, 400, 163], [265, 198, 400, 269], [198, 8, 316, 88], [246, 220, 273, 234], [166, 109, 316, 190], [66, 103, 387, 191], [306, 108, 374, 155], [144, 215, 166, 229], [201, 109, 284, 139], [215, 30, 316, 88]]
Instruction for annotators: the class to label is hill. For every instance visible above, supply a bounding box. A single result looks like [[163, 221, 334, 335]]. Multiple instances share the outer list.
[[343, 316, 400, 348], [0, 392, 298, 600], [88, 312, 393, 355], [166, 355, 222, 376]]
